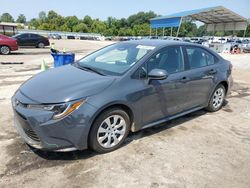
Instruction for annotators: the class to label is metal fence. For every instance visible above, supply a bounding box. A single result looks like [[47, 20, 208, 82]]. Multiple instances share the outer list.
[[17, 29, 105, 40]]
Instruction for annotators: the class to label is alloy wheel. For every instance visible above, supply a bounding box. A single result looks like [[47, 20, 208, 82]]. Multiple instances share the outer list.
[[97, 115, 126, 148], [212, 87, 225, 109], [0, 46, 10, 55], [38, 43, 45, 48]]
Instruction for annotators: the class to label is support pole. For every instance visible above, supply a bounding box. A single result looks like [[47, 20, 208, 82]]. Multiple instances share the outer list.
[[170, 27, 173, 37], [176, 17, 182, 37], [243, 28, 247, 38], [150, 27, 152, 37], [233, 23, 236, 37], [163, 28, 165, 37], [213, 24, 215, 37], [155, 28, 157, 37]]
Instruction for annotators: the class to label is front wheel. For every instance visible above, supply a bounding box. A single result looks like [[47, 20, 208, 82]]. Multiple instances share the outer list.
[[89, 108, 130, 153], [0, 46, 10, 55], [206, 84, 226, 112]]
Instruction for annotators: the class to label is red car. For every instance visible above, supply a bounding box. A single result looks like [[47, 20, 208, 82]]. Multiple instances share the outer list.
[[0, 34, 18, 55]]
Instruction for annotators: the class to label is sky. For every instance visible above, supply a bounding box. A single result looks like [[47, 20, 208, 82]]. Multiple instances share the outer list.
[[0, 0, 250, 21]]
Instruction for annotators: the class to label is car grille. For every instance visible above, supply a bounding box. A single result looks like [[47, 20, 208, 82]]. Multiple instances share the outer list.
[[14, 110, 41, 142], [23, 128, 40, 142]]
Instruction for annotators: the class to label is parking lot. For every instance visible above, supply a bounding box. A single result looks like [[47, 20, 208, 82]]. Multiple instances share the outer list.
[[0, 39, 250, 188]]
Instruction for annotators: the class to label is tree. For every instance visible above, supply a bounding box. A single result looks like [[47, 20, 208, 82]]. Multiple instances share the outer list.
[[178, 22, 197, 37], [133, 23, 150, 36], [38, 11, 46, 21], [16, 14, 26, 23], [0, 13, 14, 22], [29, 18, 40, 29], [91, 20, 107, 34], [65, 16, 79, 32], [83, 15, 93, 28], [73, 23, 88, 32], [118, 28, 134, 36], [127, 11, 157, 27], [196, 25, 207, 37], [47, 10, 58, 20]]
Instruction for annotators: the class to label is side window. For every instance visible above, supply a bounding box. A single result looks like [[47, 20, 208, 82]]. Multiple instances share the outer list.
[[19, 34, 29, 39], [147, 46, 184, 74], [30, 34, 38, 39], [186, 47, 216, 69]]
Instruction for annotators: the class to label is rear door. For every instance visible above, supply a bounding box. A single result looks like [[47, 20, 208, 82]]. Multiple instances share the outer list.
[[29, 34, 40, 46], [183, 46, 218, 108]]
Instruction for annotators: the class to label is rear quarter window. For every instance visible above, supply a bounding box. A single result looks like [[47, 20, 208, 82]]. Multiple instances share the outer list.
[[186, 46, 217, 69]]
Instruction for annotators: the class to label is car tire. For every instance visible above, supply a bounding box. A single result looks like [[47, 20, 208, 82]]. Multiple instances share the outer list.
[[89, 108, 131, 153], [205, 84, 226, 112], [37, 42, 45, 48], [0, 45, 11, 55]]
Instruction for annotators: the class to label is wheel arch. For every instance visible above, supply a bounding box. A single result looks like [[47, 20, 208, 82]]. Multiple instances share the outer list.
[[91, 103, 134, 128], [87, 102, 135, 146], [206, 80, 229, 107], [219, 81, 228, 95]]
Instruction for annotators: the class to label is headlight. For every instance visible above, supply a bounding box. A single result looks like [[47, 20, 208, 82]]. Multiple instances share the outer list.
[[27, 100, 85, 120]]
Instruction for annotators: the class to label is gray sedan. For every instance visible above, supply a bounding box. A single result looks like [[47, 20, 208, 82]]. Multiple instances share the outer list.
[[12, 40, 233, 153]]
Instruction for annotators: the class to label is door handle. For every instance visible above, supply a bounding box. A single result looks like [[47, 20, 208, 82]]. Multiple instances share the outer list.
[[208, 69, 217, 75]]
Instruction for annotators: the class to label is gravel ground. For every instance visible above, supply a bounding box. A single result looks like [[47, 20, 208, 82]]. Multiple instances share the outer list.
[[0, 40, 250, 188]]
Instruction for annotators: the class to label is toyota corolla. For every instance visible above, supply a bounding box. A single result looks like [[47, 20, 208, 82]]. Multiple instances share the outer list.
[[12, 40, 233, 153]]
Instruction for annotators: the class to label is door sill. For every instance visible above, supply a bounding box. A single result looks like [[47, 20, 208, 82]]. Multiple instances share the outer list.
[[142, 106, 204, 130]]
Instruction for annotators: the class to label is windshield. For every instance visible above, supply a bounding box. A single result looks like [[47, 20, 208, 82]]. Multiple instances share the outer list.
[[76, 42, 155, 76], [12, 34, 22, 38]]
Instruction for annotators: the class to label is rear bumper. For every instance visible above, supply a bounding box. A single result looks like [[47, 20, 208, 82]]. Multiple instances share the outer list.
[[227, 74, 233, 96], [44, 40, 50, 46], [12, 91, 97, 151]]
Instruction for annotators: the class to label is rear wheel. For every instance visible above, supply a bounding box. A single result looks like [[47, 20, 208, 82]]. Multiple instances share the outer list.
[[206, 84, 226, 112], [37, 42, 45, 48], [0, 46, 10, 55], [89, 108, 130, 153]]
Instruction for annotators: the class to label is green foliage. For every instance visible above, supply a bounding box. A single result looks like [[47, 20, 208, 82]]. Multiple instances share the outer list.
[[16, 14, 26, 23], [196, 25, 207, 37], [39, 11, 46, 21], [73, 23, 88, 32], [83, 15, 93, 28], [0, 13, 14, 22], [91, 20, 107, 34], [133, 23, 150, 36], [65, 16, 79, 32], [127, 11, 157, 27]]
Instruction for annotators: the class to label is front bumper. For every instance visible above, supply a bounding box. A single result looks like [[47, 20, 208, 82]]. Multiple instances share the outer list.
[[12, 91, 97, 151], [10, 45, 18, 51]]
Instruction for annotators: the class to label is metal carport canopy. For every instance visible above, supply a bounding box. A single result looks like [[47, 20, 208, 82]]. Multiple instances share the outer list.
[[150, 6, 248, 32]]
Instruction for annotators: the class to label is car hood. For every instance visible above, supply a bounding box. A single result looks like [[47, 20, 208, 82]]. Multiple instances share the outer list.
[[19, 65, 115, 104]]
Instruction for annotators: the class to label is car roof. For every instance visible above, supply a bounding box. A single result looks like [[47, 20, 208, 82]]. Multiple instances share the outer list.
[[122, 39, 192, 48], [122, 39, 221, 59]]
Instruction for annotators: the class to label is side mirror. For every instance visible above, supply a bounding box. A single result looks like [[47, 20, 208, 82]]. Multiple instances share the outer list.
[[148, 69, 168, 80]]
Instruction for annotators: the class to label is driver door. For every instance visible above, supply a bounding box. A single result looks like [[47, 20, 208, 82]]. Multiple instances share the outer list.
[[139, 46, 190, 125]]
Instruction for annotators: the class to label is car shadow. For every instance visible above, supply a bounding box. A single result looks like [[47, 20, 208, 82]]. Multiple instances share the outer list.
[[32, 104, 225, 161], [10, 51, 50, 56]]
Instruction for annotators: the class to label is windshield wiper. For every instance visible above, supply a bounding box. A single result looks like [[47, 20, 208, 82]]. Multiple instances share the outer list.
[[76, 63, 105, 76]]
